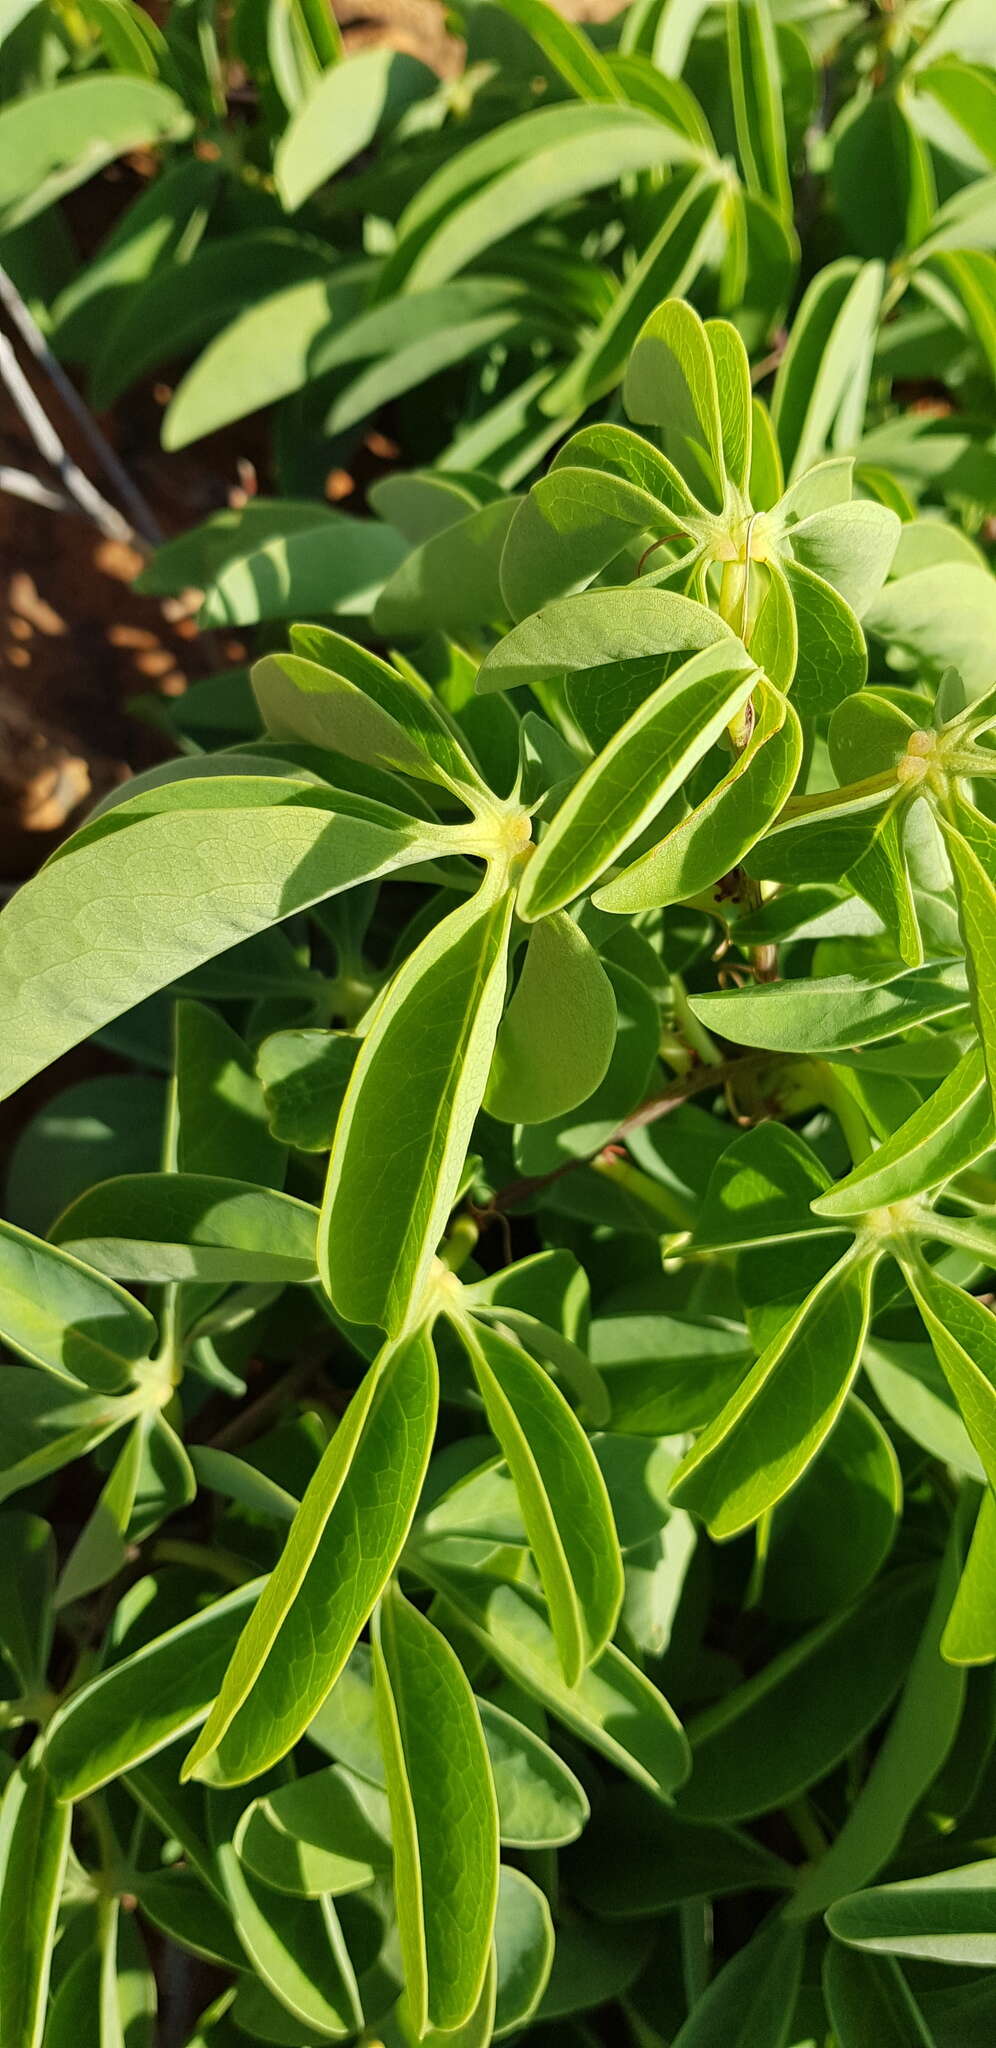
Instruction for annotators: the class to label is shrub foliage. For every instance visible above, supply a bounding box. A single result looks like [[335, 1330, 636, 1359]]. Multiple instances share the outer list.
[[0, 0, 995, 2044]]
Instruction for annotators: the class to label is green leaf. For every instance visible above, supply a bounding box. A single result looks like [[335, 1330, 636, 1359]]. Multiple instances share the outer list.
[[571, 1784, 794, 1916], [594, 680, 802, 911], [491, 0, 623, 100], [388, 104, 698, 290], [690, 961, 969, 1052], [257, 1030, 359, 1152], [814, 1045, 993, 1217], [479, 1699, 589, 1848], [943, 1490, 996, 1665], [42, 1579, 263, 1800], [174, 999, 286, 1187], [51, 1174, 319, 1284], [494, 1866, 555, 2037], [235, 1766, 389, 1898], [678, 1567, 934, 1822], [477, 585, 730, 696], [373, 499, 520, 640], [485, 914, 617, 1124], [211, 1799, 364, 2041], [0, 1755, 72, 2048], [539, 168, 724, 419], [0, 1218, 155, 1389], [827, 1858, 996, 1967], [790, 1528, 965, 1918], [54, 1417, 145, 1610], [183, 1327, 438, 1784], [727, 0, 792, 218], [50, 154, 218, 367], [824, 1946, 936, 2048], [160, 271, 359, 449], [0, 1373, 143, 1508], [771, 258, 884, 479], [517, 641, 758, 921], [90, 230, 338, 411], [0, 783, 435, 1103], [453, 1315, 624, 1681], [670, 1250, 874, 1538], [0, 76, 192, 232], [762, 1398, 901, 1623], [373, 1584, 499, 2034], [0, 1513, 55, 1694], [420, 1568, 690, 1801], [937, 803, 996, 1114], [864, 562, 996, 700], [902, 1258, 996, 1494], [670, 1916, 804, 2048], [782, 557, 868, 717], [623, 297, 727, 511], [256, 628, 486, 802], [134, 1868, 245, 1971], [686, 1122, 838, 1256], [274, 49, 436, 210], [197, 511, 407, 626], [320, 882, 515, 1334]]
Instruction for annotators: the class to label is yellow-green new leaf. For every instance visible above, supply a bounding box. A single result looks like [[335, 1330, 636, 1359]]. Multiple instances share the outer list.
[[373, 1585, 499, 2035], [454, 1316, 624, 1681], [517, 641, 759, 923], [184, 1327, 438, 1785], [623, 297, 727, 511], [814, 1045, 993, 1218], [671, 1251, 875, 1538], [320, 882, 514, 1333], [595, 680, 801, 911]]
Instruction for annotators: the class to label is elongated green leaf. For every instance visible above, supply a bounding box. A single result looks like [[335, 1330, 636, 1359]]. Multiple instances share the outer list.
[[485, 914, 616, 1123], [540, 168, 724, 418], [275, 48, 435, 209], [494, 0, 622, 99], [0, 1372, 143, 1508], [671, 1916, 804, 2048], [320, 883, 514, 1333], [903, 1259, 996, 1492], [373, 499, 520, 640], [42, 1580, 262, 1800], [479, 1700, 589, 1848], [135, 1868, 244, 1971], [690, 961, 969, 1052], [678, 1567, 934, 1822], [183, 1327, 438, 1784], [477, 585, 730, 696], [257, 627, 486, 802], [827, 1859, 996, 1967], [160, 271, 363, 449], [771, 258, 884, 479], [595, 681, 801, 912], [498, 464, 687, 624], [0, 1218, 155, 1390], [938, 806, 996, 1114], [824, 1946, 935, 2048], [670, 1250, 873, 1538], [0, 77, 192, 232], [815, 1046, 993, 1217], [51, 1175, 319, 1284], [390, 105, 698, 290], [454, 1316, 623, 1681], [0, 1756, 72, 2048], [373, 1585, 499, 2033], [944, 1490, 996, 1665], [571, 1784, 793, 1916], [727, 0, 791, 218], [0, 786, 436, 1104], [517, 641, 758, 921], [420, 1567, 690, 1801], [790, 1527, 965, 1917], [623, 296, 727, 510], [198, 512, 407, 626]]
